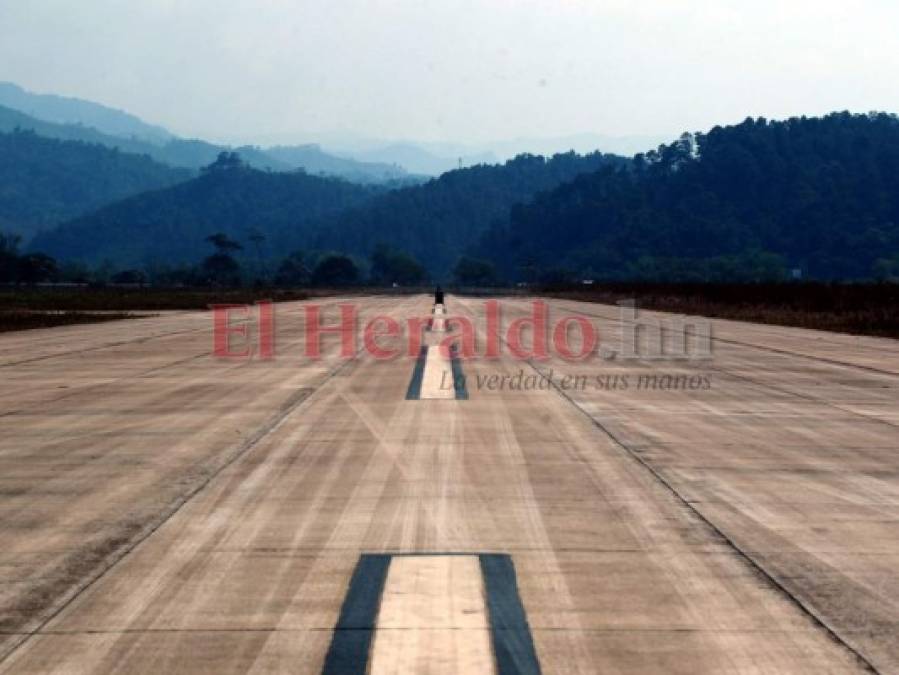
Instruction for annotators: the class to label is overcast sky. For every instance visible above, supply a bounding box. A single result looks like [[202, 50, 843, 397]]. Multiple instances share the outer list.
[[1, 0, 898, 146]]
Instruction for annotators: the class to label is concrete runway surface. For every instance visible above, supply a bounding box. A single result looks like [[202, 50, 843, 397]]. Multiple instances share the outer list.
[[0, 294, 896, 673]]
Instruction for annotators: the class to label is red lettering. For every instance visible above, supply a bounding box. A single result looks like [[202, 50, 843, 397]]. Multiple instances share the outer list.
[[439, 316, 476, 358], [485, 299, 501, 358], [212, 304, 251, 359], [507, 301, 549, 360], [305, 304, 357, 358], [257, 301, 275, 360], [553, 316, 597, 360], [364, 316, 401, 359]]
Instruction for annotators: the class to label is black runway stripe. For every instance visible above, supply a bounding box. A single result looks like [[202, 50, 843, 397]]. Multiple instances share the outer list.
[[450, 346, 469, 400], [404, 345, 467, 400], [481, 554, 542, 675], [404, 346, 428, 400], [322, 553, 541, 674], [320, 554, 391, 675]]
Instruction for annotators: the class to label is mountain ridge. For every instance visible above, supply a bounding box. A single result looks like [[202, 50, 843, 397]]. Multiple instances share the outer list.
[[0, 85, 417, 183], [0, 128, 191, 241], [0, 81, 174, 145], [28, 159, 379, 267]]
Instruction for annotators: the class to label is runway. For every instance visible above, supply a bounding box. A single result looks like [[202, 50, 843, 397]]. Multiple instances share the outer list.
[[0, 294, 896, 673]]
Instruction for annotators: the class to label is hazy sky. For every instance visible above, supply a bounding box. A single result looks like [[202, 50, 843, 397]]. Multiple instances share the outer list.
[[1, 0, 898, 145]]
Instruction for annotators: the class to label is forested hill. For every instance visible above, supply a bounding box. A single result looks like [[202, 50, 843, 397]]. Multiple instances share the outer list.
[[480, 113, 899, 281], [312, 151, 629, 278], [33, 150, 628, 276], [30, 155, 377, 266], [0, 129, 191, 241]]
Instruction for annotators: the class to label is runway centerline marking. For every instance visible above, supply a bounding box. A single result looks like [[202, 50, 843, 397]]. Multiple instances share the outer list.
[[406, 346, 468, 400], [420, 347, 457, 400], [323, 554, 541, 675]]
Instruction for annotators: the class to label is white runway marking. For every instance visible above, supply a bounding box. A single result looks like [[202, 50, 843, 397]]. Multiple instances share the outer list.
[[419, 347, 456, 399], [370, 555, 495, 675]]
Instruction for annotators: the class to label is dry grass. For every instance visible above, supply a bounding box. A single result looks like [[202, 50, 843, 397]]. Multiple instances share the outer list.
[[0, 287, 312, 312], [0, 309, 141, 333], [0, 287, 318, 333], [545, 282, 899, 339]]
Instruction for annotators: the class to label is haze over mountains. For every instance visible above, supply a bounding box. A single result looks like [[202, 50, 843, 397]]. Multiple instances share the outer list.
[[0, 82, 418, 185], [256, 133, 668, 176], [0, 81, 173, 145], [2, 80, 899, 283], [4, 81, 647, 179]]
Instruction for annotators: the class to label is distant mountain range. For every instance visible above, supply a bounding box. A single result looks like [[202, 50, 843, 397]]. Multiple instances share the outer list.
[[0, 83, 420, 183], [333, 143, 499, 176], [0, 81, 173, 145], [1, 81, 652, 179], [273, 133, 668, 176], [9, 81, 896, 282], [265, 145, 417, 184]]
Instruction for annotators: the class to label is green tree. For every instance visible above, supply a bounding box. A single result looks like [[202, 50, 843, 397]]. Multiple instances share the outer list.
[[18, 253, 58, 284], [111, 269, 147, 285], [274, 251, 311, 286], [312, 254, 360, 287], [453, 256, 496, 286], [201, 253, 242, 287], [202, 233, 243, 286], [202, 152, 246, 173], [56, 260, 92, 284], [248, 230, 267, 283], [873, 254, 899, 282], [206, 232, 243, 254], [0, 232, 21, 282], [369, 244, 427, 285]]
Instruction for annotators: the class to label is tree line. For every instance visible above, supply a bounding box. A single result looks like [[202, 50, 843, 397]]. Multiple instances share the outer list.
[[1, 227, 500, 288]]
